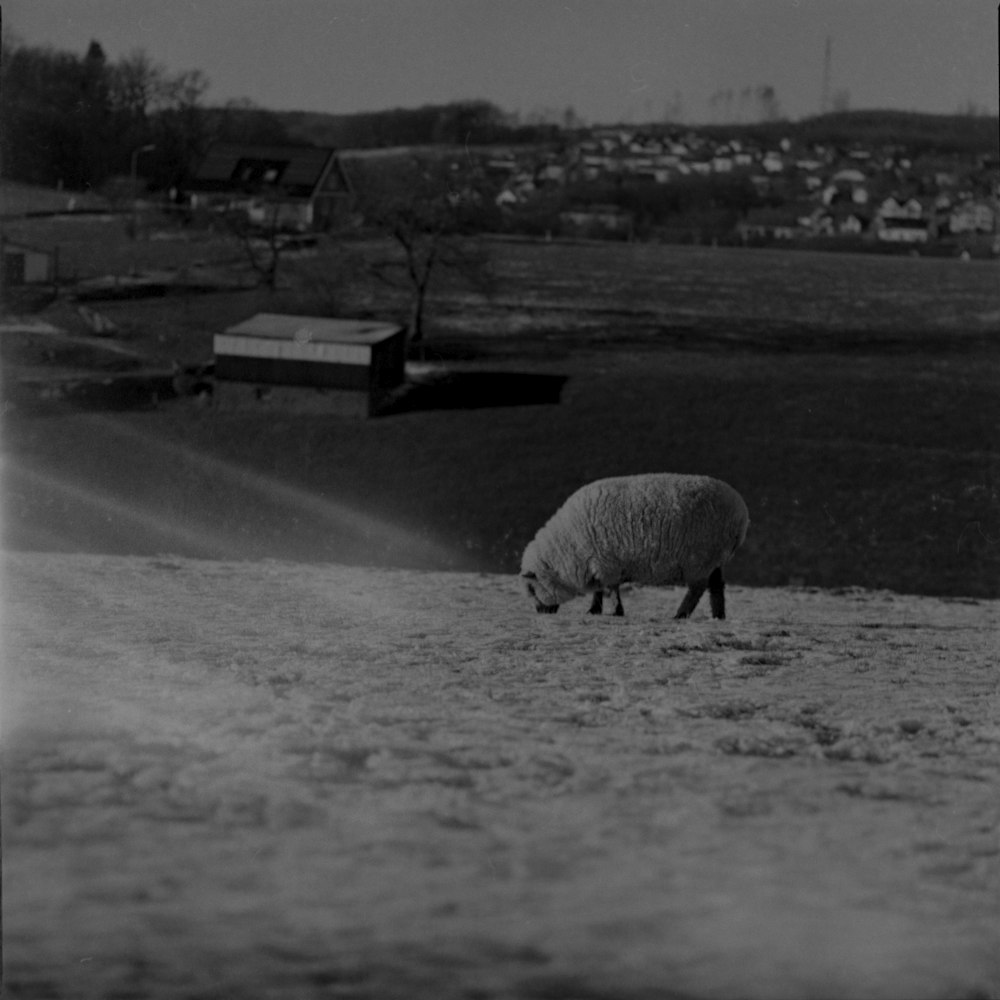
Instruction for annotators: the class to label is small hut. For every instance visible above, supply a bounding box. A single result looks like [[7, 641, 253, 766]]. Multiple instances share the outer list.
[[214, 313, 405, 416], [2, 239, 53, 287]]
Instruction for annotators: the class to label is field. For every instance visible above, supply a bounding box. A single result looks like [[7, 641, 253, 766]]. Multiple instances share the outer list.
[[3, 218, 1000, 998], [5, 552, 999, 1000], [2, 223, 998, 597]]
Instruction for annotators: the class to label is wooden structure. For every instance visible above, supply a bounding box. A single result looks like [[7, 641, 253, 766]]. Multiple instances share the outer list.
[[214, 313, 405, 416]]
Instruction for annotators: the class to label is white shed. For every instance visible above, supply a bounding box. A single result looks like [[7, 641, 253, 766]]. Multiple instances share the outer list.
[[214, 313, 405, 415]]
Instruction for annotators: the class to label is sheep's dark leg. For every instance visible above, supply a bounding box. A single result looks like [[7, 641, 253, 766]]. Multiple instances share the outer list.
[[675, 579, 707, 618], [609, 586, 624, 616], [708, 567, 726, 619], [708, 566, 726, 618], [587, 591, 604, 615]]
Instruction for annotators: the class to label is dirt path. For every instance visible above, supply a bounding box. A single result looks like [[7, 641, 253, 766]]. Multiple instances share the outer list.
[[3, 552, 998, 999]]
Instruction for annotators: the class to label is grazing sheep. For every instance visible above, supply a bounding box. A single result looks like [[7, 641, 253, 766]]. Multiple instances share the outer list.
[[521, 473, 749, 618]]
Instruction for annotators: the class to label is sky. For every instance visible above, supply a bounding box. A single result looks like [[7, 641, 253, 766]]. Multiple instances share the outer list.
[[5, 0, 999, 124]]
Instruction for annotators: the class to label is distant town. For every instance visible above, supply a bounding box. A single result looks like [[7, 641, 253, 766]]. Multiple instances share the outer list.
[[175, 113, 1000, 259], [172, 102, 999, 257], [480, 122, 999, 251]]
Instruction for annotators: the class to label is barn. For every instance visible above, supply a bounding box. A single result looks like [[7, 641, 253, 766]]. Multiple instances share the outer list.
[[214, 313, 406, 416]]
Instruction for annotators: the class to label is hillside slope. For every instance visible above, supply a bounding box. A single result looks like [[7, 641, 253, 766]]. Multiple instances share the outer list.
[[3, 553, 999, 999]]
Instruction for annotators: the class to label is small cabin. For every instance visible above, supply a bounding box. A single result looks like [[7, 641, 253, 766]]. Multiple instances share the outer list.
[[2, 240, 52, 286], [214, 313, 405, 416]]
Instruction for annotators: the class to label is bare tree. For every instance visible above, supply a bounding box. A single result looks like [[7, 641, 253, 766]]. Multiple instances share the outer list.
[[222, 197, 286, 290], [349, 156, 497, 356], [756, 85, 782, 123]]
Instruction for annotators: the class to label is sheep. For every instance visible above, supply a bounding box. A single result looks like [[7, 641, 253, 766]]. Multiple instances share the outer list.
[[520, 473, 749, 619]]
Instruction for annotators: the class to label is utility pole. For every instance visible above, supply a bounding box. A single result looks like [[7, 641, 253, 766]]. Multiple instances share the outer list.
[[130, 143, 156, 239]]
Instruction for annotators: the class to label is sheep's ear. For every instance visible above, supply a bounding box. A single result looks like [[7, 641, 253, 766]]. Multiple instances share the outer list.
[[521, 570, 537, 580]]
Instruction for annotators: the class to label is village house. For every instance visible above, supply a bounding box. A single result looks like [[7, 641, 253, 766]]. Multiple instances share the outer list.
[[878, 196, 925, 220], [559, 203, 634, 240], [798, 206, 835, 236], [485, 155, 518, 177], [873, 196, 933, 243], [837, 212, 869, 236], [494, 188, 519, 210], [188, 143, 353, 232], [761, 151, 785, 174], [534, 163, 566, 187], [737, 206, 801, 242], [947, 199, 996, 234]]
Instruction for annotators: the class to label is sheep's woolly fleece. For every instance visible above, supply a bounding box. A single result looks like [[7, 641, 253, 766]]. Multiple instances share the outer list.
[[521, 474, 749, 608], [4, 551, 999, 1000]]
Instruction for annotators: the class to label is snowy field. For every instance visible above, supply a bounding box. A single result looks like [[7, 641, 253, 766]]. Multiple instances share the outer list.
[[3, 551, 998, 999]]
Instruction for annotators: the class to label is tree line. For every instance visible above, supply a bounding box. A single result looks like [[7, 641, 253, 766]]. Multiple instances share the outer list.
[[0, 37, 561, 197], [279, 101, 561, 150], [0, 37, 303, 195]]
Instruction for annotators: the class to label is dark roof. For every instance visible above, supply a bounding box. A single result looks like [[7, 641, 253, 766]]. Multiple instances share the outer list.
[[190, 143, 347, 199]]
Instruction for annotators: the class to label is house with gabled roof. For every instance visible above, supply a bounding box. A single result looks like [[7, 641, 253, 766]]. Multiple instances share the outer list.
[[873, 196, 934, 243], [188, 143, 353, 232]]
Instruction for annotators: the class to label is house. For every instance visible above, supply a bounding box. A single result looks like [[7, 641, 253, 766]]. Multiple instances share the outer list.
[[737, 207, 801, 242], [761, 152, 785, 174], [535, 163, 566, 187], [875, 217, 930, 243], [831, 168, 866, 186], [495, 188, 519, 210], [948, 199, 996, 234], [559, 204, 634, 240], [797, 207, 835, 236], [874, 196, 933, 243], [2, 239, 52, 286], [485, 155, 518, 176], [571, 153, 609, 182], [837, 212, 868, 236], [188, 143, 353, 232], [878, 196, 924, 220]]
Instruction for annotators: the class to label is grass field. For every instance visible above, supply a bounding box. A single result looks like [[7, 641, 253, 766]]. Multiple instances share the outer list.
[[2, 225, 998, 597]]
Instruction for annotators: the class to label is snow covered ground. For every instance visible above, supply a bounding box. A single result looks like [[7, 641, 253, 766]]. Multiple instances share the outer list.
[[3, 551, 998, 999]]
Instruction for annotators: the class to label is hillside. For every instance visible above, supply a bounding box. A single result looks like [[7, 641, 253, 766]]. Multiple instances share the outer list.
[[4, 552, 998, 999], [699, 109, 999, 157], [274, 105, 998, 156]]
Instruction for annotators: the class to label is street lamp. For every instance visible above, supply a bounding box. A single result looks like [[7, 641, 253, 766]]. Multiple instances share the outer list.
[[130, 143, 156, 240]]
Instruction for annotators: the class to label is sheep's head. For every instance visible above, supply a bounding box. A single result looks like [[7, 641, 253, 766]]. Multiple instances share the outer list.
[[521, 570, 564, 614]]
